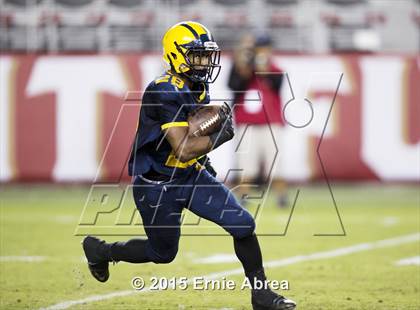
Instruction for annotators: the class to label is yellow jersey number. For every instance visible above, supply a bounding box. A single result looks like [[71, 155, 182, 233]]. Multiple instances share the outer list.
[[155, 74, 184, 90]]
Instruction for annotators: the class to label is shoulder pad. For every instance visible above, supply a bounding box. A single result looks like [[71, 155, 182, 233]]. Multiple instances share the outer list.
[[144, 79, 180, 103]]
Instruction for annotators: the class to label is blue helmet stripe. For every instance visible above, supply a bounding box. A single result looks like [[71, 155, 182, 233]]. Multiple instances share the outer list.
[[180, 23, 199, 40], [200, 33, 211, 42]]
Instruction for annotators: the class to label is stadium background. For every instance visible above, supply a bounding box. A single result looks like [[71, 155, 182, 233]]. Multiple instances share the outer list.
[[1, 0, 419, 183], [0, 0, 419, 310]]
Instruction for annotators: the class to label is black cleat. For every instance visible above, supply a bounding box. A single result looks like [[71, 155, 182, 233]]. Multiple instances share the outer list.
[[252, 289, 296, 310], [82, 236, 110, 283]]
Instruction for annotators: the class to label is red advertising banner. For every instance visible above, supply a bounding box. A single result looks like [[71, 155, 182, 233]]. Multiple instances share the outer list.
[[0, 54, 419, 182]]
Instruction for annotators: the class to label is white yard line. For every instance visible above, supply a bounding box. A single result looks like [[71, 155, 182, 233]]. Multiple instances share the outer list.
[[0, 256, 46, 262], [40, 232, 420, 310], [193, 254, 238, 264], [395, 256, 420, 266], [382, 216, 399, 227]]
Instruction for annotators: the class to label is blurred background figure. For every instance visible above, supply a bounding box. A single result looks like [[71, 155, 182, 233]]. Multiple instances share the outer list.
[[228, 33, 288, 208]]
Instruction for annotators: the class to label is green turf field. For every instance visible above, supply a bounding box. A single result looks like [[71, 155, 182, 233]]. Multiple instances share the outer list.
[[0, 184, 419, 310]]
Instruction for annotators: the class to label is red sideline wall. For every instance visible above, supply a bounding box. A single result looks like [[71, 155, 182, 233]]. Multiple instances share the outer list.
[[0, 54, 419, 182]]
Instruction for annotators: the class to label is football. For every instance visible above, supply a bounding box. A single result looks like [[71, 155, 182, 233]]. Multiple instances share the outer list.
[[188, 105, 224, 137]]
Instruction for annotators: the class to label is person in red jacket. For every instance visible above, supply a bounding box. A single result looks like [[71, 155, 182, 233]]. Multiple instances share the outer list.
[[228, 33, 288, 208]]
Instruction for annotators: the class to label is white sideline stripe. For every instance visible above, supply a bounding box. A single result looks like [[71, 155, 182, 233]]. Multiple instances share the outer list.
[[0, 256, 46, 262], [40, 232, 420, 310]]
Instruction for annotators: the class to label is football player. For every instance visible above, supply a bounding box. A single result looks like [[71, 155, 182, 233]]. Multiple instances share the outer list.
[[82, 21, 296, 310]]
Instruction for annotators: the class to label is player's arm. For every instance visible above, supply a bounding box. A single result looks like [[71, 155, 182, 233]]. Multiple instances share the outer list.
[[164, 127, 211, 162], [163, 118, 234, 163]]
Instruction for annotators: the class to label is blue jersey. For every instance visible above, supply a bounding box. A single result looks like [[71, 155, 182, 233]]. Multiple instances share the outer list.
[[128, 71, 210, 178]]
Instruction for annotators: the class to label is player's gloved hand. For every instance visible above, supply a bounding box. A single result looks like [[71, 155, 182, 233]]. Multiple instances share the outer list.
[[205, 162, 217, 177], [198, 155, 217, 177], [219, 102, 232, 122], [209, 116, 234, 149]]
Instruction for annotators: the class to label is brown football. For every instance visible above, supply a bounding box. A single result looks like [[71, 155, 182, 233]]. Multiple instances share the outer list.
[[188, 105, 223, 137]]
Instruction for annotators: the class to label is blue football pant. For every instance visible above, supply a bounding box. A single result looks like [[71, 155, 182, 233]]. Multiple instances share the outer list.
[[131, 168, 256, 264]]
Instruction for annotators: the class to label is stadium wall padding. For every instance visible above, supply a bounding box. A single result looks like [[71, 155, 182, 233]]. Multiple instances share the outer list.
[[0, 54, 419, 182]]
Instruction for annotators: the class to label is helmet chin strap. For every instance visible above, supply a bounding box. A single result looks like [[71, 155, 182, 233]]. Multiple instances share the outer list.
[[190, 70, 208, 83]]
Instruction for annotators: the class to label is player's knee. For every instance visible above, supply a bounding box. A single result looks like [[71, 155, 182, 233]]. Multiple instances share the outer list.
[[150, 246, 178, 264], [228, 212, 256, 239]]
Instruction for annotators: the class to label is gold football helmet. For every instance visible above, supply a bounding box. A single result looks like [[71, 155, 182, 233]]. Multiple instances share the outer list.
[[162, 21, 221, 83]]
